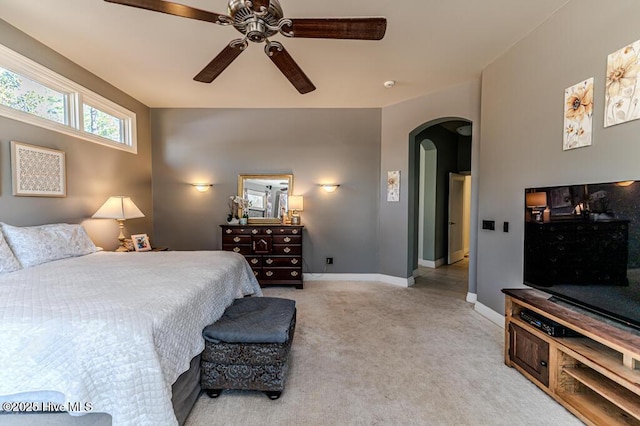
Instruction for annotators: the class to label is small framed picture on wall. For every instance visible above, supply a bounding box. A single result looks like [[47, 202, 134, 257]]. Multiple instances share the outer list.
[[131, 234, 151, 252]]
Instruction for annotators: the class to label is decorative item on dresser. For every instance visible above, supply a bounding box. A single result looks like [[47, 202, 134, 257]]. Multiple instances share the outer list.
[[221, 224, 303, 289]]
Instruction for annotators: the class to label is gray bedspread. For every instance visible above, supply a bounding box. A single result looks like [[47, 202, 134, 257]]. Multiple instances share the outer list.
[[203, 297, 295, 344]]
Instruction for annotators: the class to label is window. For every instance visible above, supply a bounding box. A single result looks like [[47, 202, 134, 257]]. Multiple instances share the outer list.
[[0, 44, 137, 153]]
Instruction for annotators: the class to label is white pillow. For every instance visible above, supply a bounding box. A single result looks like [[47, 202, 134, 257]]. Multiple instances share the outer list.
[[0, 230, 22, 274], [1, 223, 97, 268]]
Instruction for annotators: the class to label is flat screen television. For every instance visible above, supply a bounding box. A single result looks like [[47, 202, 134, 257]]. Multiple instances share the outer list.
[[523, 180, 640, 331]]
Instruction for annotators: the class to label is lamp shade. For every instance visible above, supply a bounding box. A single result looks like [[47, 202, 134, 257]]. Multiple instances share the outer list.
[[288, 195, 304, 211], [92, 196, 145, 220], [525, 192, 547, 208]]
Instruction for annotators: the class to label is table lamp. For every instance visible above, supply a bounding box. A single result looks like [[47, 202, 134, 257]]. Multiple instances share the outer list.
[[92, 196, 145, 251], [288, 195, 304, 225]]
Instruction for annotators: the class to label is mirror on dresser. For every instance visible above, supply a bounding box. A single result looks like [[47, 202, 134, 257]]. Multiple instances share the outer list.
[[238, 174, 293, 224]]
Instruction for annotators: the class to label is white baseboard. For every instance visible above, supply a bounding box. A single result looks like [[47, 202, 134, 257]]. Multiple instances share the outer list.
[[474, 302, 504, 328], [303, 273, 413, 287], [418, 258, 445, 268], [466, 292, 477, 303]]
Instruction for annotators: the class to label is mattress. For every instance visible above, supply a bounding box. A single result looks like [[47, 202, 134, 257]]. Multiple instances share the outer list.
[[0, 251, 262, 425]]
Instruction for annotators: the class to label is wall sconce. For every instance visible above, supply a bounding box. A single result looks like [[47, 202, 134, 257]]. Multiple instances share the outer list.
[[192, 183, 213, 192], [288, 195, 304, 225], [320, 184, 340, 193]]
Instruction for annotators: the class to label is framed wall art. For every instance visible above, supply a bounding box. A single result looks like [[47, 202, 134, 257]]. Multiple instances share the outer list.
[[11, 141, 66, 197], [563, 78, 593, 150], [387, 170, 400, 202], [605, 40, 640, 127]]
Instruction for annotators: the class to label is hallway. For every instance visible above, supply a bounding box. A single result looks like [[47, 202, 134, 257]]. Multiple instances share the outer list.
[[414, 258, 469, 298]]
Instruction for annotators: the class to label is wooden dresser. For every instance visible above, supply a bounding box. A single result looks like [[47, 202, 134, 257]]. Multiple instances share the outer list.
[[220, 224, 303, 289]]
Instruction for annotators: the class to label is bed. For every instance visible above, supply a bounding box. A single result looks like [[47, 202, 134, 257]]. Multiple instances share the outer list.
[[0, 223, 262, 426]]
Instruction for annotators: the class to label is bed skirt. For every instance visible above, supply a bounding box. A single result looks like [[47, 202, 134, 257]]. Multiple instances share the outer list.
[[0, 354, 202, 426]]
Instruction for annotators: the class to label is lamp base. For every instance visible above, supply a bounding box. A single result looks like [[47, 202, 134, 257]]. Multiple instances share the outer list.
[[290, 215, 301, 225], [115, 245, 129, 252]]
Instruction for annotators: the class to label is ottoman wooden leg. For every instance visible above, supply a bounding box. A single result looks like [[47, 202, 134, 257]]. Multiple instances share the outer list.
[[206, 389, 223, 398], [264, 391, 282, 400]]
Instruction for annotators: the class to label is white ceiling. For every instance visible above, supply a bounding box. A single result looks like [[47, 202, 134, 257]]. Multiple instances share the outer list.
[[0, 0, 569, 108]]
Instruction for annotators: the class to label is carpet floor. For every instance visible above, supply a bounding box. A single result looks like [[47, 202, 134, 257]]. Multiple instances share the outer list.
[[186, 262, 582, 426]]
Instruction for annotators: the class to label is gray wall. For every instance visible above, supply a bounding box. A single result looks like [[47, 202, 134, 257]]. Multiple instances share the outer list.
[[0, 19, 153, 250], [151, 108, 381, 273], [478, 0, 640, 313]]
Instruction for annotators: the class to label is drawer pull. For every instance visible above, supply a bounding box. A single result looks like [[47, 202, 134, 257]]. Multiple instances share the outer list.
[[233, 247, 241, 253], [291, 271, 299, 277], [266, 229, 273, 234], [265, 258, 274, 265], [251, 229, 258, 234], [540, 360, 547, 367], [284, 247, 291, 253], [292, 229, 299, 234], [265, 271, 274, 277], [253, 271, 259, 277], [225, 229, 232, 234], [250, 258, 258, 265], [233, 236, 241, 242], [291, 258, 299, 265], [284, 237, 291, 243]]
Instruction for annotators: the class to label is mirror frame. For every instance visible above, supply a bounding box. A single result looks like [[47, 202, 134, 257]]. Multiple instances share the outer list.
[[238, 173, 294, 224]]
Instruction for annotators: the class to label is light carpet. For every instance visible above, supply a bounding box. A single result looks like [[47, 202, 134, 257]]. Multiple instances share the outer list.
[[186, 267, 582, 426]]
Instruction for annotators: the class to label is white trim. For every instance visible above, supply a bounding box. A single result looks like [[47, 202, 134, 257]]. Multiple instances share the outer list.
[[303, 273, 413, 287], [0, 44, 137, 153], [418, 258, 445, 268], [466, 292, 477, 303], [474, 302, 505, 328]]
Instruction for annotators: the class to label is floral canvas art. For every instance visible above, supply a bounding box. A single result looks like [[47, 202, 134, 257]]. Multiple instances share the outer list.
[[563, 78, 593, 150], [387, 171, 400, 202], [605, 40, 640, 127]]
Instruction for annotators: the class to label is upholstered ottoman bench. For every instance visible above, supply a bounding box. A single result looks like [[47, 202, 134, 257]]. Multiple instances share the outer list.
[[200, 297, 296, 400]]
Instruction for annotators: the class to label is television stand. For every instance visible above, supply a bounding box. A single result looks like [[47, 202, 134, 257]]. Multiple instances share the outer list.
[[502, 288, 640, 426]]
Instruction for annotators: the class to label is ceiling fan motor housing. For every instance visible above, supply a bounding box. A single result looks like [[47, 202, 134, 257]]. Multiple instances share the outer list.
[[228, 0, 284, 42]]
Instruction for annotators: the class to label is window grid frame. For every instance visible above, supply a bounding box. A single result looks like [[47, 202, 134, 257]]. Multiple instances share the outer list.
[[0, 44, 137, 154]]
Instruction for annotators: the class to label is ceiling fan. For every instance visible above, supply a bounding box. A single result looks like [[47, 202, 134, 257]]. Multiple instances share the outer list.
[[104, 0, 387, 94]]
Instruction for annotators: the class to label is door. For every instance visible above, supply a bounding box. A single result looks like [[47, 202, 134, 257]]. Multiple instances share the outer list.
[[448, 173, 465, 264]]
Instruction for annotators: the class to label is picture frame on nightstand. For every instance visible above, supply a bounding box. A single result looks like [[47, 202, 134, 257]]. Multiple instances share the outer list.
[[131, 233, 151, 252]]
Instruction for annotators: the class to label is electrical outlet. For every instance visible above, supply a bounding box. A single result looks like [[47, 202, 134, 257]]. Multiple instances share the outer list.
[[326, 257, 334, 265]]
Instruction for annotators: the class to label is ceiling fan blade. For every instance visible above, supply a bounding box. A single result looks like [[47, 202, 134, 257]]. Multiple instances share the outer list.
[[104, 0, 231, 25], [281, 18, 387, 40], [265, 42, 316, 94], [194, 40, 247, 83]]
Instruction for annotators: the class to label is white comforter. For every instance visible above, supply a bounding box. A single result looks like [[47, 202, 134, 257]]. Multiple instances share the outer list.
[[0, 250, 262, 425]]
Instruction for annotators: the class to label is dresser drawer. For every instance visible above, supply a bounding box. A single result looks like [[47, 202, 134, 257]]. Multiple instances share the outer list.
[[262, 268, 302, 280], [263, 256, 301, 267], [222, 235, 251, 244], [272, 245, 302, 255], [222, 227, 253, 235], [222, 244, 251, 255], [272, 235, 301, 244]]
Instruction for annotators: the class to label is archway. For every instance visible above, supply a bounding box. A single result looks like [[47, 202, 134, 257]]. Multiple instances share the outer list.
[[408, 118, 473, 290]]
